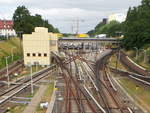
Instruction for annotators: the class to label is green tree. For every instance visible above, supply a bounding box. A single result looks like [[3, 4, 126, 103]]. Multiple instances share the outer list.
[[87, 21, 106, 36], [87, 30, 95, 36], [13, 6, 59, 34], [122, 0, 150, 50], [13, 6, 33, 34], [87, 20, 122, 37], [95, 21, 122, 37]]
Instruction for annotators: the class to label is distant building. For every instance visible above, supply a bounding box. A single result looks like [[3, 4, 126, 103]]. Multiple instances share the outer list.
[[23, 27, 58, 66], [108, 13, 126, 23], [0, 20, 16, 37], [102, 18, 108, 24]]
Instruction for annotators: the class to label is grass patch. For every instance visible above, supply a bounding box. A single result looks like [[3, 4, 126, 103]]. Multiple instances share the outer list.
[[12, 65, 44, 82], [118, 78, 150, 112], [8, 105, 26, 113], [0, 38, 21, 56], [0, 38, 22, 69], [126, 50, 150, 70], [6, 86, 39, 113], [109, 55, 127, 70]]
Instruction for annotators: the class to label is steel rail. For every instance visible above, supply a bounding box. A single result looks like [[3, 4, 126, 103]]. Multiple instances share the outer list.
[[0, 65, 56, 105], [55, 55, 98, 113]]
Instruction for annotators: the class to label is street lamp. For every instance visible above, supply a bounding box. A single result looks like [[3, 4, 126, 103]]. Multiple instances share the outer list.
[[11, 47, 16, 62], [5, 56, 11, 87], [140, 49, 147, 63], [134, 47, 138, 60]]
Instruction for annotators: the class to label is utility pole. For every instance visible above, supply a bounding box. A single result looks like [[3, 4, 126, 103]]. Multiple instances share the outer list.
[[134, 47, 138, 60], [76, 18, 84, 36], [0, 49, 3, 65], [30, 65, 34, 94], [140, 49, 147, 63], [5, 56, 11, 87], [61, 18, 84, 35], [116, 39, 121, 70], [16, 31, 23, 55], [11, 47, 16, 61], [71, 24, 74, 34]]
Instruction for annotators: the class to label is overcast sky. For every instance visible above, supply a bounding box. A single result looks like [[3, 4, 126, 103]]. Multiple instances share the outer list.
[[0, 0, 141, 33]]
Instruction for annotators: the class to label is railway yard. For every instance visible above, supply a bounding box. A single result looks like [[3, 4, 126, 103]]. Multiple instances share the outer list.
[[1, 0, 150, 112], [0, 48, 150, 113]]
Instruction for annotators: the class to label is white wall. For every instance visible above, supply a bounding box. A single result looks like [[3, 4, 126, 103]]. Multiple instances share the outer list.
[[0, 29, 16, 37]]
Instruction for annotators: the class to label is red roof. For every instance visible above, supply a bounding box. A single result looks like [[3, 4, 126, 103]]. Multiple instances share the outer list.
[[0, 20, 14, 29]]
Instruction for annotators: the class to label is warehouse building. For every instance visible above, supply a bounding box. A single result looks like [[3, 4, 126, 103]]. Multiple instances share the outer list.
[[23, 27, 58, 66]]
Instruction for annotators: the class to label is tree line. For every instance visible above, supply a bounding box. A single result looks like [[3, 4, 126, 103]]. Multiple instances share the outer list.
[[88, 0, 150, 50], [13, 6, 59, 34], [87, 20, 122, 38], [122, 0, 150, 50]]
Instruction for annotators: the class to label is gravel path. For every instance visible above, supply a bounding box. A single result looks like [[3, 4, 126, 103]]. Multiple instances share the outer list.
[[22, 85, 48, 113]]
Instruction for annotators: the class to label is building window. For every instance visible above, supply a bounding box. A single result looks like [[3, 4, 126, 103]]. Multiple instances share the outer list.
[[33, 53, 36, 57], [38, 53, 41, 57], [27, 53, 30, 57], [44, 53, 47, 57]]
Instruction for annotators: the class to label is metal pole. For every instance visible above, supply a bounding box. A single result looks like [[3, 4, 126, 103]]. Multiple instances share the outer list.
[[116, 40, 120, 70], [0, 49, 3, 65], [5, 56, 10, 87], [118, 49, 121, 61], [144, 50, 147, 63], [76, 19, 79, 36], [30, 65, 34, 94], [35, 62, 38, 72], [56, 97, 57, 113], [140, 49, 147, 63], [11, 47, 16, 62], [17, 31, 23, 56], [134, 47, 138, 60]]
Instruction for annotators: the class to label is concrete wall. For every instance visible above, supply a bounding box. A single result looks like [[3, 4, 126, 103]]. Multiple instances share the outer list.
[[0, 29, 16, 37], [49, 33, 58, 52], [23, 27, 51, 66]]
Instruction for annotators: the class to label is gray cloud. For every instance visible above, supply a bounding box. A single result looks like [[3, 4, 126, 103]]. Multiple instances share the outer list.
[[0, 0, 141, 33]]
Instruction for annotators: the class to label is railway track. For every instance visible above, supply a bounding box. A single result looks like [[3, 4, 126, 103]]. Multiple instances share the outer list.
[[78, 52, 126, 113], [53, 50, 138, 113], [0, 64, 56, 105], [118, 51, 150, 76], [0, 59, 24, 80], [54, 53, 104, 113], [95, 49, 133, 113], [110, 67, 150, 86]]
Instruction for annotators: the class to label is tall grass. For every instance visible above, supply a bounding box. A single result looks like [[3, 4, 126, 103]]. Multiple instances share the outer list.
[[0, 38, 22, 69]]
